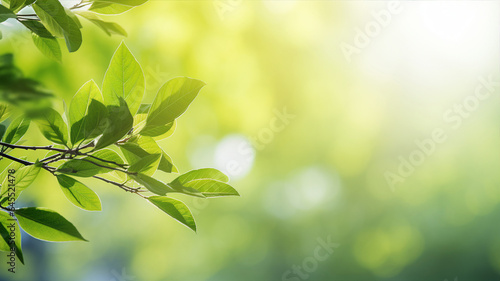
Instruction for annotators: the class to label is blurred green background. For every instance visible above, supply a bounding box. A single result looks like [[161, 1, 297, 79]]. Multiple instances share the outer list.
[[1, 1, 500, 280]]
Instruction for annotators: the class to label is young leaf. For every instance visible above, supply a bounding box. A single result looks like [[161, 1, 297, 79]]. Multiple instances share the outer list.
[[183, 179, 239, 198], [75, 11, 127, 36], [29, 108, 68, 146], [0, 5, 16, 23], [89, 0, 147, 15], [69, 80, 107, 146], [15, 207, 87, 242], [102, 42, 144, 116], [56, 175, 102, 211], [0, 165, 41, 205], [0, 102, 11, 122], [57, 159, 105, 178], [145, 77, 205, 128], [119, 136, 160, 176], [157, 150, 178, 173], [127, 153, 161, 173], [132, 173, 203, 198], [2, 115, 30, 144], [130, 173, 174, 195], [32, 0, 82, 52], [172, 168, 229, 185], [148, 196, 196, 232], [140, 121, 175, 138], [0, 211, 24, 264], [32, 33, 62, 63], [94, 98, 133, 150]]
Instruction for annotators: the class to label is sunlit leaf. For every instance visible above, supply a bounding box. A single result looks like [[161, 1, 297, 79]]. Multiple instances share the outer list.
[[31, 33, 62, 63], [75, 11, 127, 36], [2, 115, 30, 145], [28, 108, 68, 146], [56, 175, 102, 211], [0, 211, 24, 264], [69, 80, 107, 146], [15, 207, 87, 241], [102, 42, 144, 116], [145, 77, 205, 127], [148, 196, 196, 232], [183, 179, 239, 197]]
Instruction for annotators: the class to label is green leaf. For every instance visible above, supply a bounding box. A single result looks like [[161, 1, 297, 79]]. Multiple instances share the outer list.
[[89, 0, 147, 15], [69, 80, 107, 146], [57, 149, 124, 177], [145, 77, 205, 128], [132, 173, 203, 198], [0, 211, 24, 264], [0, 165, 41, 204], [32, 0, 82, 52], [15, 207, 87, 241], [2, 115, 30, 144], [172, 168, 229, 185], [102, 42, 144, 116], [183, 179, 239, 197], [75, 11, 127, 36], [21, 20, 54, 38], [94, 97, 133, 150], [32, 33, 62, 63], [0, 102, 11, 122], [157, 150, 178, 173], [0, 5, 16, 23], [127, 153, 160, 173], [140, 121, 175, 138], [29, 108, 68, 146], [130, 173, 174, 195], [0, 124, 5, 141], [4, 0, 26, 13], [119, 136, 160, 176], [148, 196, 196, 232], [56, 175, 101, 211]]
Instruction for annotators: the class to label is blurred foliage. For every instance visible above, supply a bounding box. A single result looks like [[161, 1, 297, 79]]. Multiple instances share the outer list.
[[0, 1, 499, 281]]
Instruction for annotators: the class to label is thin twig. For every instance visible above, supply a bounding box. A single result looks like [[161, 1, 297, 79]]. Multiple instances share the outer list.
[[0, 142, 67, 152]]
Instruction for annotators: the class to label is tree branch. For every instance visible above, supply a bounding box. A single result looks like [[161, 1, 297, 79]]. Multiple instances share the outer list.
[[0, 152, 33, 166], [0, 141, 67, 152]]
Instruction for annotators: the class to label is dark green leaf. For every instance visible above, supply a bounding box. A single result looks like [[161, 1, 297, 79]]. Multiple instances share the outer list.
[[69, 80, 107, 146], [94, 97, 133, 150], [157, 150, 177, 173], [0, 5, 16, 23], [21, 20, 54, 38], [127, 153, 160, 173], [33, 0, 82, 52]]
